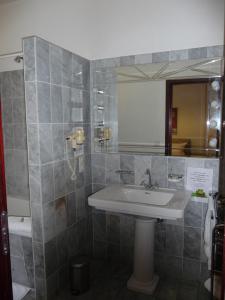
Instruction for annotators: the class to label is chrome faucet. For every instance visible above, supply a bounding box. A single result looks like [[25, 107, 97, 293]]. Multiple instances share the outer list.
[[141, 168, 154, 190]]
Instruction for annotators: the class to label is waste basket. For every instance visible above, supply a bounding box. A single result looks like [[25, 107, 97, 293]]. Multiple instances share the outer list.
[[70, 256, 90, 295]]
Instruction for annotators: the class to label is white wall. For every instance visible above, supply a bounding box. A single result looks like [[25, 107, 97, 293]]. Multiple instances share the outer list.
[[0, 57, 23, 72], [118, 81, 165, 145], [0, 0, 224, 60], [0, 0, 95, 58], [93, 0, 224, 59]]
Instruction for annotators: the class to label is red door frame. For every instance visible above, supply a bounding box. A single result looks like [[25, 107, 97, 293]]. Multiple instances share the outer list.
[[0, 99, 13, 300]]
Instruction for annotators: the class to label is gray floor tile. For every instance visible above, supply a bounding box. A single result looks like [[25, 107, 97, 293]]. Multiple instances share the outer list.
[[56, 260, 208, 300]]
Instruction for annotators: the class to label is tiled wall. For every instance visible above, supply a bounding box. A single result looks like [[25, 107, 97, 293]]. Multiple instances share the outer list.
[[9, 233, 34, 290], [19, 40, 223, 299], [89, 45, 223, 282], [23, 36, 92, 299], [0, 69, 30, 204], [91, 153, 219, 282], [91, 45, 223, 69]]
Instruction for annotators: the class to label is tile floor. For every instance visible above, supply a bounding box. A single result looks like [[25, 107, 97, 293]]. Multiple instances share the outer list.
[[56, 260, 211, 300]]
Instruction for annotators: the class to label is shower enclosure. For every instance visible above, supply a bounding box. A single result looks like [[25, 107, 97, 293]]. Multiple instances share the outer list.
[[0, 53, 33, 300], [0, 35, 91, 300]]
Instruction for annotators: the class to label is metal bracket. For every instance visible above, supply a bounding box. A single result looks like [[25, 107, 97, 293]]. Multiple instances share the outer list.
[[0, 211, 9, 255]]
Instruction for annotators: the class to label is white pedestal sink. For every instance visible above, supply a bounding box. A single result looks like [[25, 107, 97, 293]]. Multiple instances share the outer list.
[[88, 185, 191, 295], [127, 217, 159, 295]]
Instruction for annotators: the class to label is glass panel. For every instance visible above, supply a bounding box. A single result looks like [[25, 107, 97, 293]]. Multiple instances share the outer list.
[[0, 56, 30, 216]]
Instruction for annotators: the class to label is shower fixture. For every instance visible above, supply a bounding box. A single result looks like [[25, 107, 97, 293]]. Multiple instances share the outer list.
[[14, 55, 23, 63], [0, 51, 24, 64]]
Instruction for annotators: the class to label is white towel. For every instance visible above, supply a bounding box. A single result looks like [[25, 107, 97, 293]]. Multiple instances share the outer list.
[[204, 194, 216, 270]]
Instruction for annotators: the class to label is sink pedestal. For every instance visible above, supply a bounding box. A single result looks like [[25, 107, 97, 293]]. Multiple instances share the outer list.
[[127, 217, 159, 295]]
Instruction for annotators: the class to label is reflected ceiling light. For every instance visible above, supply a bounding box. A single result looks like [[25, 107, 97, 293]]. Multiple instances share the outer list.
[[209, 120, 217, 129], [209, 138, 217, 148]]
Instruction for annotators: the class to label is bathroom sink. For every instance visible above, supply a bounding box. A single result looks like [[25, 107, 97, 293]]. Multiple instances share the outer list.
[[89, 185, 191, 295], [88, 185, 191, 220]]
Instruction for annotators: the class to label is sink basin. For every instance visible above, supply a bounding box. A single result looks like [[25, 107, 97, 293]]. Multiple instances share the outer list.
[[123, 188, 173, 206], [88, 185, 191, 220]]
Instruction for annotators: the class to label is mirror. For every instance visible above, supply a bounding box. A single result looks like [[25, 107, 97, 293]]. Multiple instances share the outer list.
[[93, 56, 224, 157]]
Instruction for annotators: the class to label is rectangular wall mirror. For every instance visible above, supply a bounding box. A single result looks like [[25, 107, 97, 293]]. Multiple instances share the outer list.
[[93, 56, 224, 158]]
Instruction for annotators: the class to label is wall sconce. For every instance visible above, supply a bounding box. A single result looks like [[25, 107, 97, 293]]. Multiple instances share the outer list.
[[66, 128, 85, 150]]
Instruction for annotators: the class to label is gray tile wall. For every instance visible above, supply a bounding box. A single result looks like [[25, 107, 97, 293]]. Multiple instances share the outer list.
[[0, 69, 30, 203], [89, 45, 223, 283], [91, 153, 219, 282], [9, 233, 34, 290], [20, 40, 223, 299], [91, 45, 223, 68], [23, 36, 92, 300]]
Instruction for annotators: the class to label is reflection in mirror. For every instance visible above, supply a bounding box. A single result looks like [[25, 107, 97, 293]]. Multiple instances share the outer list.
[[166, 78, 223, 157], [93, 56, 224, 157]]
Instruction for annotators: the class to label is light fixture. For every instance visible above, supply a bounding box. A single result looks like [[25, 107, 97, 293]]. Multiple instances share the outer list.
[[209, 120, 217, 129], [211, 80, 220, 92], [211, 100, 220, 110], [209, 138, 217, 148]]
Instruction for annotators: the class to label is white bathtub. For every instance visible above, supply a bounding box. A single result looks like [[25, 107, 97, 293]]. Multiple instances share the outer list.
[[8, 217, 32, 238], [7, 196, 30, 217]]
